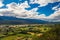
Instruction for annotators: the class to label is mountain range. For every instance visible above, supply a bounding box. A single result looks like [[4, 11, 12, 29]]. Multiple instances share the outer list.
[[0, 16, 60, 24]]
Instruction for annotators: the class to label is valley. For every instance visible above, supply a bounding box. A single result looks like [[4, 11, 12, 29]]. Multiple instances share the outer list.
[[0, 24, 60, 40]]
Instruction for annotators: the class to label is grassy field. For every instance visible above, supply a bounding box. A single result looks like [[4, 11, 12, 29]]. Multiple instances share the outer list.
[[0, 24, 60, 40]]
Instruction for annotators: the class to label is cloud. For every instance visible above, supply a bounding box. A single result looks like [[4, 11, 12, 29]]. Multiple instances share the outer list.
[[48, 3, 60, 18], [48, 9, 60, 19], [30, 0, 60, 6], [0, 0, 4, 7], [42, 4, 60, 22], [0, 1, 39, 18], [31, 3, 60, 22], [52, 3, 60, 10], [0, 1, 60, 22], [47, 8, 60, 22]]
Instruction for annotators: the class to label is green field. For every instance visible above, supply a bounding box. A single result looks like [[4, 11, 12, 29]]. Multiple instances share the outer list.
[[0, 24, 60, 40]]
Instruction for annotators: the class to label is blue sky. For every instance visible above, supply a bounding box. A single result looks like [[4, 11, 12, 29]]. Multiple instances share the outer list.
[[2, 0, 60, 16], [0, 0, 60, 22]]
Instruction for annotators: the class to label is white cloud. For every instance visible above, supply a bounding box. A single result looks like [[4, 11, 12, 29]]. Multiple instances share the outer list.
[[0, 1, 60, 22], [42, 5, 60, 22], [48, 4, 60, 19], [48, 8, 60, 19], [30, 0, 60, 6], [0, 0, 4, 7], [52, 3, 60, 10], [0, 1, 39, 18]]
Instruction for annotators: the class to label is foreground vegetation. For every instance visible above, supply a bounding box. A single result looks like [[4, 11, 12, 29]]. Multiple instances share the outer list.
[[0, 24, 60, 40]]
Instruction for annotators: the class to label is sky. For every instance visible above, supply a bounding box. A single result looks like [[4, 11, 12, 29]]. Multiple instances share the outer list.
[[0, 0, 60, 22]]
